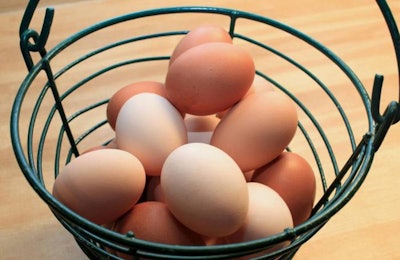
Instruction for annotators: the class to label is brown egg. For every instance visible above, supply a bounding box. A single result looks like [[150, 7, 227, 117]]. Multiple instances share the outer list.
[[52, 149, 146, 225], [165, 42, 255, 115], [113, 201, 205, 259], [211, 91, 298, 172], [169, 24, 232, 65], [161, 143, 249, 237], [252, 152, 316, 226], [106, 81, 168, 130]]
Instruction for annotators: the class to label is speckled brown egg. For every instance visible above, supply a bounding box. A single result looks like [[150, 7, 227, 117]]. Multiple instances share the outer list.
[[165, 42, 255, 116]]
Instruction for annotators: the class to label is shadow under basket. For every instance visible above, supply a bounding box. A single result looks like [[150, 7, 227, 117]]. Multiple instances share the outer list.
[[11, 0, 400, 259]]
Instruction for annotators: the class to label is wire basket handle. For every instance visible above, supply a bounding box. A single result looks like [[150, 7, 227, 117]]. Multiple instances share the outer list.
[[19, 0, 79, 157], [371, 0, 400, 151], [19, 0, 54, 71]]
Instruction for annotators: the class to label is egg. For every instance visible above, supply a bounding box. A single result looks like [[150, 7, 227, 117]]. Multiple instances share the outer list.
[[165, 42, 255, 115], [115, 93, 188, 176], [106, 81, 169, 130], [52, 149, 146, 225], [216, 182, 293, 259], [252, 152, 316, 226], [184, 114, 220, 144], [169, 24, 232, 65], [160, 143, 249, 237], [210, 90, 298, 172], [113, 201, 205, 259], [216, 73, 274, 119]]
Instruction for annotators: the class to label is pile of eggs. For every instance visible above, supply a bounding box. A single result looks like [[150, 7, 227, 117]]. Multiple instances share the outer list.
[[52, 25, 317, 258]]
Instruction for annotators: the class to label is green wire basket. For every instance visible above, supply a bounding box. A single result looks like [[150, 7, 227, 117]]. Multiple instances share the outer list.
[[11, 0, 400, 259]]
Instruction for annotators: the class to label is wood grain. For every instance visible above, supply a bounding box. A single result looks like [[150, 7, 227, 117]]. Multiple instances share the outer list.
[[1, 0, 399, 259]]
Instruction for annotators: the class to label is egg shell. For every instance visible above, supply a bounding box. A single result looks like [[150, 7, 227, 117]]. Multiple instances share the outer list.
[[160, 143, 249, 237], [165, 42, 255, 115], [252, 152, 316, 226], [211, 91, 298, 172], [185, 114, 220, 144], [216, 73, 274, 119], [217, 182, 293, 259], [52, 149, 146, 225], [113, 201, 205, 259], [169, 24, 232, 65], [115, 93, 188, 176], [106, 81, 170, 130]]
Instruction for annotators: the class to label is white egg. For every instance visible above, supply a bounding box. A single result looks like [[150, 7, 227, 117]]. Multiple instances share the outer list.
[[115, 93, 187, 176]]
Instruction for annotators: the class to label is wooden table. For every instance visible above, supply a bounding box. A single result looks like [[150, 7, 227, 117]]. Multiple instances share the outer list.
[[1, 0, 399, 259]]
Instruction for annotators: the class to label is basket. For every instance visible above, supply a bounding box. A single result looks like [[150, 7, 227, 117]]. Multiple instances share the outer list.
[[11, 0, 400, 259]]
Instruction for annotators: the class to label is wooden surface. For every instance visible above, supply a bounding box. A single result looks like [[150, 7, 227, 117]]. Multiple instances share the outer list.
[[1, 0, 400, 259]]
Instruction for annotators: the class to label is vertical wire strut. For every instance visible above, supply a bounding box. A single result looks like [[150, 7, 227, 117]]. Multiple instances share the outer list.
[[19, 0, 79, 157]]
